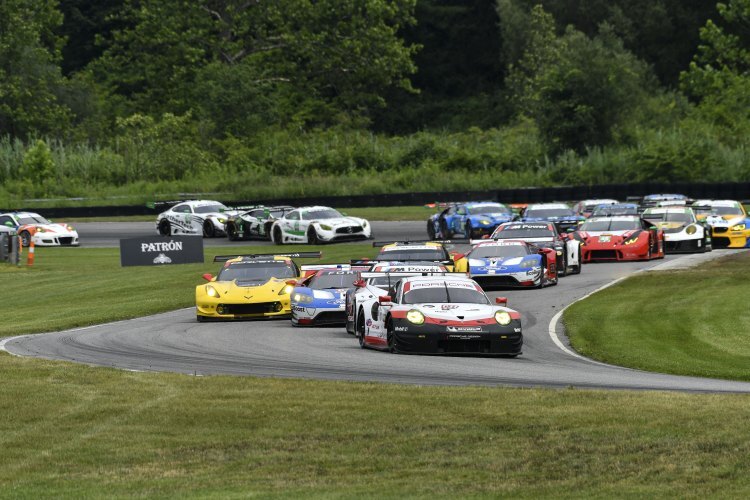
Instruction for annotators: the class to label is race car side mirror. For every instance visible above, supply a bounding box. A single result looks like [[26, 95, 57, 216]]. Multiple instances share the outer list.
[[286, 279, 298, 286], [450, 252, 465, 260], [354, 279, 366, 288], [379, 296, 392, 304], [202, 273, 213, 281], [495, 297, 508, 306]]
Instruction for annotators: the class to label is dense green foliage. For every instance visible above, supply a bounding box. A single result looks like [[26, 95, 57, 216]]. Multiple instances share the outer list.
[[1, 0, 749, 205]]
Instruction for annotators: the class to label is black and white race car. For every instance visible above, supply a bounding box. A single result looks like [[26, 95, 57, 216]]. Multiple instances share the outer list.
[[156, 200, 239, 238]]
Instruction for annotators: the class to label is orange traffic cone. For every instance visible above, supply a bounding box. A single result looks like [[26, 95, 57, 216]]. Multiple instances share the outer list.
[[26, 228, 35, 266]]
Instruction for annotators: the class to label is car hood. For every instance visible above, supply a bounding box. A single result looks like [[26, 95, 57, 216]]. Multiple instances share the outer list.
[[705, 215, 744, 227], [469, 256, 528, 266], [22, 223, 77, 234], [406, 303, 501, 321], [210, 277, 288, 294], [311, 217, 365, 227]]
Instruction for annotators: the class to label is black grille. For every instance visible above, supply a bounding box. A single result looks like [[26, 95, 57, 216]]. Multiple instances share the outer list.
[[58, 237, 74, 245], [712, 237, 731, 249], [336, 226, 363, 234], [589, 250, 619, 260], [311, 311, 347, 325], [713, 227, 728, 234], [219, 302, 282, 315], [473, 276, 523, 287]]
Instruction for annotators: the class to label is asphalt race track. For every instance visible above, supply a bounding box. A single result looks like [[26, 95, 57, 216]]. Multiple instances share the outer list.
[[4, 221, 750, 392], [73, 221, 422, 248]]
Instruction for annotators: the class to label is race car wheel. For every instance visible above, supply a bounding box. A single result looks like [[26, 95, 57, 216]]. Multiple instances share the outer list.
[[226, 222, 239, 241], [386, 318, 399, 353], [440, 219, 452, 240], [19, 230, 31, 247], [203, 221, 216, 238], [158, 219, 171, 236], [558, 253, 568, 277], [427, 221, 436, 240], [357, 310, 367, 349], [465, 222, 475, 240], [307, 227, 320, 245], [571, 247, 582, 274], [272, 226, 284, 245]]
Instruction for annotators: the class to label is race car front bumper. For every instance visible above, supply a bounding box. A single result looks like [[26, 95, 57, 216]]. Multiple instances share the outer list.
[[291, 305, 347, 326], [390, 320, 522, 355], [709, 227, 750, 248], [196, 300, 291, 320], [581, 242, 648, 262]]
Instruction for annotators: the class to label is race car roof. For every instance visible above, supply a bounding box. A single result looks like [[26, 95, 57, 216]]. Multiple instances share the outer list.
[[642, 207, 692, 213]]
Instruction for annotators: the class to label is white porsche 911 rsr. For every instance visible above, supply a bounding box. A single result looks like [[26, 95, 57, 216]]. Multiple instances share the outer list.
[[270, 206, 371, 244], [155, 200, 239, 238]]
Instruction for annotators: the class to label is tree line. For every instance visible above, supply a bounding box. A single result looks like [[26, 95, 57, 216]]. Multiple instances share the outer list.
[[1, 0, 749, 203]]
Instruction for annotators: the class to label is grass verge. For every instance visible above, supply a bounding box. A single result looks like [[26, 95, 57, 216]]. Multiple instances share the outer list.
[[564, 251, 750, 381], [0, 244, 376, 337], [1, 356, 749, 497]]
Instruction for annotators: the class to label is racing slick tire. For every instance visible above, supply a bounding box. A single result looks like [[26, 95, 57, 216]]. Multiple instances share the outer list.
[[439, 219, 452, 240], [158, 219, 171, 236], [386, 318, 399, 353], [307, 227, 320, 245], [226, 222, 240, 241], [19, 230, 31, 248], [465, 222, 475, 240], [427, 221, 436, 240], [203, 221, 216, 238], [272, 225, 284, 245], [357, 310, 367, 349], [558, 253, 568, 277], [571, 246, 582, 274]]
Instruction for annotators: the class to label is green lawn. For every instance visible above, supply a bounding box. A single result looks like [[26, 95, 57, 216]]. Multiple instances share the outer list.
[[0, 244, 376, 336], [1, 356, 749, 497], [565, 251, 750, 381]]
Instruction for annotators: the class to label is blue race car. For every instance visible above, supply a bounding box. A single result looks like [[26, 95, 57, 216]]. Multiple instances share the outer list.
[[454, 240, 558, 289], [521, 203, 585, 233], [290, 268, 358, 326], [427, 202, 516, 240]]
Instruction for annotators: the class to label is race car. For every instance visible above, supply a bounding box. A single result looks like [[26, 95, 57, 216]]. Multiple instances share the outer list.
[[225, 205, 294, 241], [373, 241, 456, 269], [0, 211, 79, 247], [639, 194, 691, 209], [453, 240, 558, 289], [572, 199, 618, 218], [156, 200, 239, 238], [590, 203, 640, 217], [345, 262, 448, 335], [427, 201, 515, 240], [487, 222, 581, 276], [571, 216, 665, 262], [357, 274, 523, 356], [641, 206, 711, 253], [270, 206, 371, 244], [693, 199, 750, 248], [290, 267, 361, 326], [521, 203, 586, 233], [195, 251, 321, 321]]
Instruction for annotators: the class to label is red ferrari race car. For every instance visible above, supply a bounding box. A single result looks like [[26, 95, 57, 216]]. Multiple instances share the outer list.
[[571, 216, 665, 262]]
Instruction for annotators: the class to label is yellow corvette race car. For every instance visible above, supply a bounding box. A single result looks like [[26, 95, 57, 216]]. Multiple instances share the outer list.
[[196, 252, 321, 321]]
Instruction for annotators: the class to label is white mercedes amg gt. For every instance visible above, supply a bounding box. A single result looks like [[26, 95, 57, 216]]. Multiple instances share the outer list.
[[270, 206, 371, 244]]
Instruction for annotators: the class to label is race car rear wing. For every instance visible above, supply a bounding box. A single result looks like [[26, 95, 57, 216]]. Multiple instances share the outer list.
[[213, 251, 322, 262]]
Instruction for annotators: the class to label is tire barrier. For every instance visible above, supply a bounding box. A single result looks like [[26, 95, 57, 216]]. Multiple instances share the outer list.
[[3, 181, 750, 218], [0, 233, 20, 265]]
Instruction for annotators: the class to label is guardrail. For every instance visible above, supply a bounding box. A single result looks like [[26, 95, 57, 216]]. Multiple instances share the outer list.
[[3, 182, 750, 218]]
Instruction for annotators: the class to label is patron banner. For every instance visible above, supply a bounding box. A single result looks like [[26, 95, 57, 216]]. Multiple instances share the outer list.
[[120, 235, 204, 267]]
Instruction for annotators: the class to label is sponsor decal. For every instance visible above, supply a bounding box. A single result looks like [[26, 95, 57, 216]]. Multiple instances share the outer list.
[[447, 326, 483, 332], [394, 326, 408, 332], [292, 305, 306, 312], [120, 235, 203, 267], [441, 304, 460, 310], [409, 281, 475, 290], [153, 253, 172, 264], [366, 319, 373, 326]]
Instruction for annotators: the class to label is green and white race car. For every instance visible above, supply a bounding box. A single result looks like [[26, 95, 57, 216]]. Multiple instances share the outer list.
[[270, 206, 371, 244], [225, 205, 295, 241]]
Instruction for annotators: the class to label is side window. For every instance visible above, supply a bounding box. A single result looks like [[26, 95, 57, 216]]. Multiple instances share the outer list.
[[300, 211, 310, 221], [0, 215, 14, 226], [249, 210, 263, 218], [174, 204, 191, 214], [457, 207, 466, 216], [445, 207, 455, 216], [288, 211, 300, 221]]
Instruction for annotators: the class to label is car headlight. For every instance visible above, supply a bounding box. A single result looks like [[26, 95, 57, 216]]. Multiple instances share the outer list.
[[495, 311, 512, 325], [319, 224, 332, 231], [731, 223, 746, 231], [480, 219, 491, 225], [519, 258, 538, 269], [217, 218, 226, 224], [362, 221, 368, 228], [406, 310, 425, 324], [66, 225, 75, 231], [292, 293, 314, 303], [686, 225, 697, 235], [36, 227, 46, 233], [206, 285, 220, 298], [279, 285, 294, 296]]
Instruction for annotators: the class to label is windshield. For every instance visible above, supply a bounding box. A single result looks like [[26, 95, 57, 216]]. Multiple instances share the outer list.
[[592, 206, 638, 216], [403, 282, 488, 305], [580, 219, 640, 231], [303, 209, 342, 220], [470, 245, 528, 259], [217, 262, 296, 281], [17, 215, 51, 225], [309, 272, 356, 289], [468, 204, 511, 215], [525, 208, 575, 218], [494, 227, 554, 239], [645, 212, 692, 223], [710, 206, 743, 216], [375, 249, 447, 261], [194, 204, 228, 214]]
